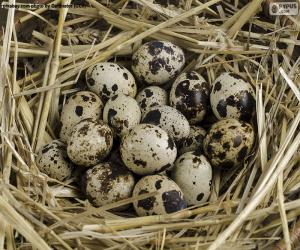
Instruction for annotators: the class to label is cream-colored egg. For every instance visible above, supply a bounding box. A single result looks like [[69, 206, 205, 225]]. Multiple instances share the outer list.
[[132, 41, 185, 85], [210, 72, 256, 121], [133, 174, 186, 216], [170, 71, 210, 124], [67, 119, 113, 167], [103, 94, 141, 137], [203, 119, 255, 168], [86, 62, 137, 102], [171, 151, 212, 205], [36, 140, 73, 181], [120, 124, 177, 175], [82, 162, 135, 209], [60, 91, 103, 143], [136, 86, 168, 115], [179, 126, 206, 155], [142, 105, 190, 142]]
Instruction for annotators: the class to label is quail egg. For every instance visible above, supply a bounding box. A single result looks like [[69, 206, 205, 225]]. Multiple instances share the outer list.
[[86, 62, 137, 102], [210, 72, 256, 121], [133, 174, 186, 216], [120, 124, 177, 175], [60, 91, 103, 143], [67, 119, 113, 167], [103, 94, 141, 137], [142, 105, 190, 142], [81, 162, 135, 209], [36, 140, 73, 181], [136, 86, 168, 115], [132, 41, 185, 85], [203, 118, 255, 168], [170, 71, 210, 124], [171, 151, 212, 205], [179, 126, 206, 155]]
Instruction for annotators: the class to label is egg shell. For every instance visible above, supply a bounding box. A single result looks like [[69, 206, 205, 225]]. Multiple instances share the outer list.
[[132, 41, 185, 85], [179, 126, 206, 155], [103, 94, 141, 137], [203, 119, 255, 168], [171, 151, 212, 205], [86, 62, 137, 102], [136, 86, 168, 115], [133, 174, 186, 216], [60, 91, 103, 143], [82, 162, 135, 210], [67, 119, 113, 167], [210, 72, 256, 121], [120, 124, 177, 175], [170, 71, 210, 124], [142, 105, 190, 142], [36, 140, 73, 181]]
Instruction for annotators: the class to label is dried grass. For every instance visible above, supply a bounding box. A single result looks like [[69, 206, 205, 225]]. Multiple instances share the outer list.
[[0, 0, 299, 249]]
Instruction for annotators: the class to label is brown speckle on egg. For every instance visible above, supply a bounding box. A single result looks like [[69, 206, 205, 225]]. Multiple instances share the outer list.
[[60, 91, 103, 143], [170, 71, 210, 124], [120, 124, 177, 175], [210, 72, 256, 121], [36, 140, 73, 181], [86, 62, 137, 102], [67, 119, 113, 167], [82, 162, 135, 210], [132, 41, 185, 85], [203, 119, 255, 168], [133, 175, 186, 216]]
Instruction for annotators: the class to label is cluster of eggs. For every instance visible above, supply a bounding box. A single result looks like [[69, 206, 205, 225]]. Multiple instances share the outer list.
[[36, 40, 256, 216]]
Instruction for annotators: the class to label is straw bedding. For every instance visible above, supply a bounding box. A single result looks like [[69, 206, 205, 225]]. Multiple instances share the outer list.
[[0, 0, 300, 249]]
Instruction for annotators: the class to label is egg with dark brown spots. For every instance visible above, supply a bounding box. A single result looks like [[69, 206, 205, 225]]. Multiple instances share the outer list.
[[60, 91, 103, 143], [86, 62, 137, 102], [132, 41, 185, 85], [81, 162, 135, 210], [133, 174, 186, 216], [120, 124, 177, 175], [210, 72, 256, 121], [170, 71, 210, 124], [171, 151, 212, 205], [142, 105, 190, 142], [67, 119, 113, 167], [103, 94, 141, 137], [36, 140, 73, 181], [203, 119, 255, 168], [179, 126, 206, 155], [136, 86, 168, 115]]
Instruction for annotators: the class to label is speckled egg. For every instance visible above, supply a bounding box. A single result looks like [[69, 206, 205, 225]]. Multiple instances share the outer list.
[[179, 126, 206, 155], [120, 124, 177, 175], [86, 62, 137, 102], [36, 140, 73, 181], [170, 71, 210, 124], [133, 174, 186, 216], [210, 72, 256, 121], [67, 119, 113, 167], [136, 86, 168, 115], [60, 91, 103, 143], [103, 94, 141, 137], [171, 151, 212, 205], [132, 41, 185, 85], [142, 105, 190, 142], [203, 119, 255, 168], [81, 162, 135, 209]]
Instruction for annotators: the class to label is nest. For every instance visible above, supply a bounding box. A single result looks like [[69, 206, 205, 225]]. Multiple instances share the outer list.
[[0, 0, 300, 249]]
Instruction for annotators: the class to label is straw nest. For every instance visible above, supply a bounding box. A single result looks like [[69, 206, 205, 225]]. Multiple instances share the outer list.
[[0, 0, 300, 249]]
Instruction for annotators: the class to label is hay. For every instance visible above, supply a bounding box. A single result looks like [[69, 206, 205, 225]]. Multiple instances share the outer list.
[[0, 0, 300, 249]]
